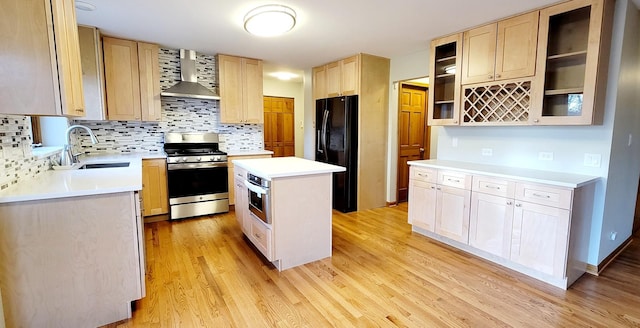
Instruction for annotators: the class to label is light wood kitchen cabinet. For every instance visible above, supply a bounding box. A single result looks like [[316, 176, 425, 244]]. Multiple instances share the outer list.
[[217, 54, 264, 123], [78, 25, 107, 120], [103, 37, 161, 121], [407, 160, 597, 289], [407, 167, 438, 232], [142, 158, 168, 217], [228, 154, 272, 205], [530, 0, 613, 125], [0, 0, 85, 117], [428, 34, 463, 126], [312, 55, 359, 99], [233, 165, 250, 233], [462, 12, 539, 85]]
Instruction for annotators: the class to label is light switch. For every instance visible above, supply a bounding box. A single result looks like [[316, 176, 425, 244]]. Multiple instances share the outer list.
[[584, 153, 602, 167], [452, 137, 458, 147], [538, 152, 553, 161], [481, 148, 493, 156]]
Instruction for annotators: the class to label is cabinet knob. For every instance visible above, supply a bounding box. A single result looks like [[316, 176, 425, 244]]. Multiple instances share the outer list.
[[533, 119, 539, 123], [495, 74, 501, 78], [506, 201, 513, 205], [488, 75, 493, 79], [453, 120, 458, 124], [515, 203, 522, 207]]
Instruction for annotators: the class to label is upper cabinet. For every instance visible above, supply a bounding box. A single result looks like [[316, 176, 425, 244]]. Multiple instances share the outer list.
[[103, 37, 162, 121], [531, 0, 612, 125], [0, 0, 85, 117], [217, 54, 264, 124], [427, 33, 462, 126], [312, 55, 359, 99], [78, 26, 107, 120], [428, 0, 612, 126], [462, 11, 539, 85]]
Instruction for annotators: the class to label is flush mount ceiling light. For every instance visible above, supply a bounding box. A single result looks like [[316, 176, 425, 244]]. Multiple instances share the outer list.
[[244, 4, 296, 37], [75, 0, 96, 11], [270, 72, 298, 81]]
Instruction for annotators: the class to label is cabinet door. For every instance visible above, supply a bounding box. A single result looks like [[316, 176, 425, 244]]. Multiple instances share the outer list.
[[341, 55, 360, 96], [78, 26, 107, 120], [326, 61, 341, 97], [218, 54, 244, 123], [138, 42, 161, 121], [531, 0, 609, 125], [103, 37, 142, 120], [462, 23, 497, 85], [243, 58, 264, 123], [142, 159, 168, 216], [234, 175, 248, 233], [312, 66, 327, 99], [408, 180, 437, 232], [469, 192, 514, 258], [495, 11, 539, 81], [428, 33, 462, 126], [51, 0, 85, 116], [511, 201, 570, 278], [435, 186, 471, 243]]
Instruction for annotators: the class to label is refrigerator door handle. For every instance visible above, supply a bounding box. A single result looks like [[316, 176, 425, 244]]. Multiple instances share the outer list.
[[317, 130, 323, 153], [321, 109, 329, 155]]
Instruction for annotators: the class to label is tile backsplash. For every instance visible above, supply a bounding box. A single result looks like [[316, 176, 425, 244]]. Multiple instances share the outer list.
[[0, 47, 264, 189]]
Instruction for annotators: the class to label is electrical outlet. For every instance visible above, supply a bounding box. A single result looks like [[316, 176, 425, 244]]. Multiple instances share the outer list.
[[584, 153, 602, 167], [538, 152, 553, 161], [610, 231, 617, 241], [481, 148, 493, 156]]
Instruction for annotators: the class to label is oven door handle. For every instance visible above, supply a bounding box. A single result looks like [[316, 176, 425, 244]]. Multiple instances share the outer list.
[[244, 180, 268, 195], [167, 162, 228, 170]]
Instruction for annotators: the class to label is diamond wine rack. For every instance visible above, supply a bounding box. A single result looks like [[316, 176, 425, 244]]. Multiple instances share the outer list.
[[462, 80, 532, 125]]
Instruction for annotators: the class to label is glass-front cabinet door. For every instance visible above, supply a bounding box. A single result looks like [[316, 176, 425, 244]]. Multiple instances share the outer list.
[[531, 0, 610, 125], [428, 33, 462, 126]]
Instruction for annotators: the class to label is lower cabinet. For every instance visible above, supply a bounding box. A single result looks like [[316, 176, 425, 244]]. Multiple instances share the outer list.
[[233, 166, 249, 233], [407, 162, 595, 289], [228, 154, 272, 205], [142, 158, 168, 217]]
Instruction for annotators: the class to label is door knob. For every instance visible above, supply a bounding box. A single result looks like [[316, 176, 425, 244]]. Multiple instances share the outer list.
[[419, 148, 425, 152]]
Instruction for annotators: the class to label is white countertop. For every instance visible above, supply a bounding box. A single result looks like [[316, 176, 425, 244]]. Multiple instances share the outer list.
[[226, 150, 274, 157], [233, 157, 345, 180], [408, 159, 599, 188], [0, 153, 148, 204]]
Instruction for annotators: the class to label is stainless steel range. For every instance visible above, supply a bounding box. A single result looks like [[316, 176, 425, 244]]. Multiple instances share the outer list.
[[164, 132, 229, 220]]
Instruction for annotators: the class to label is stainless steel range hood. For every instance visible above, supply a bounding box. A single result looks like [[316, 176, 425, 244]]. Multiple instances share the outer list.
[[160, 49, 220, 100]]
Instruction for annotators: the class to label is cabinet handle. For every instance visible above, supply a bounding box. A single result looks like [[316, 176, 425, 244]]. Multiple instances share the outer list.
[[254, 232, 261, 239], [532, 193, 551, 199], [436, 187, 442, 191], [485, 185, 501, 190], [453, 120, 458, 124], [533, 119, 539, 123], [447, 178, 460, 183], [506, 201, 513, 205], [488, 75, 493, 79], [515, 203, 522, 207], [430, 186, 436, 190], [495, 74, 501, 78], [417, 173, 428, 177]]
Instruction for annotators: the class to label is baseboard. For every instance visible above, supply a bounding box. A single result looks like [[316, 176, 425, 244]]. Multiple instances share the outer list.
[[386, 201, 398, 207], [143, 213, 169, 223], [586, 236, 633, 276]]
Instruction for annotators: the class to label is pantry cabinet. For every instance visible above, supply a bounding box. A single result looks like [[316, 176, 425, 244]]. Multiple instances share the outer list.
[[530, 0, 613, 125], [461, 11, 538, 84], [0, 0, 85, 117], [407, 160, 597, 289], [103, 37, 161, 121], [217, 54, 264, 124], [142, 159, 168, 217]]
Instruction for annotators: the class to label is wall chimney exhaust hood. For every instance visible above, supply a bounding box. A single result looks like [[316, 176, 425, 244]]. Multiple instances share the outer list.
[[161, 49, 220, 100]]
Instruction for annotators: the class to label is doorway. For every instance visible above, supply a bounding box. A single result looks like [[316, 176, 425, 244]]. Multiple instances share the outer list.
[[397, 82, 429, 203], [263, 96, 295, 157]]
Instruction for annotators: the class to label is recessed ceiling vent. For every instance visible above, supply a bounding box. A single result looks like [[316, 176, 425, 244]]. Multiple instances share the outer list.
[[160, 49, 220, 100]]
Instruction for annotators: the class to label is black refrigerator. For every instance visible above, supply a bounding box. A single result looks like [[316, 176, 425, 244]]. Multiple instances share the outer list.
[[315, 95, 358, 213]]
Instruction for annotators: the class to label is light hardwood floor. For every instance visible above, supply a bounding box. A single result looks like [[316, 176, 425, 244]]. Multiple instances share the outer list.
[[106, 204, 640, 327]]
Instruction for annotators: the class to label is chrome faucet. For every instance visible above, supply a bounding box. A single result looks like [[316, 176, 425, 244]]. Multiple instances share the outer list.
[[60, 125, 99, 166]]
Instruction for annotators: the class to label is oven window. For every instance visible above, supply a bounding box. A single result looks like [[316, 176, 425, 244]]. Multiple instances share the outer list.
[[167, 166, 228, 198]]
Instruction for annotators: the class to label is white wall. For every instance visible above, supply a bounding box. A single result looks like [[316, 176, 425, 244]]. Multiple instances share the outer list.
[[262, 77, 305, 157], [39, 116, 69, 146], [384, 0, 640, 265], [302, 68, 315, 160]]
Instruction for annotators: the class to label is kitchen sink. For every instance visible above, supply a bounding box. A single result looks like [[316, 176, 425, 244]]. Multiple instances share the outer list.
[[79, 162, 130, 169]]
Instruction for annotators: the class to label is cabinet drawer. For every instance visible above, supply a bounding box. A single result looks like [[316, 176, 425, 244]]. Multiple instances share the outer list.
[[410, 166, 437, 183], [515, 183, 572, 209], [472, 175, 515, 198], [249, 215, 273, 260], [438, 170, 472, 190]]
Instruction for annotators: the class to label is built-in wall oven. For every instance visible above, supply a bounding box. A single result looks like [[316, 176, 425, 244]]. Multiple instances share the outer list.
[[245, 173, 271, 224], [164, 132, 229, 220]]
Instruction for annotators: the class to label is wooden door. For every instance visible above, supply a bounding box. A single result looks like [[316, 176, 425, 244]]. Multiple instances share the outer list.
[[103, 37, 141, 120], [142, 159, 168, 216], [511, 200, 570, 278], [263, 96, 294, 157], [462, 23, 497, 85], [495, 11, 539, 81], [469, 192, 514, 258], [397, 83, 428, 203], [435, 186, 471, 243]]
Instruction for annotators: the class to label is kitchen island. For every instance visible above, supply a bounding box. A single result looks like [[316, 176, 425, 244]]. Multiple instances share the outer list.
[[233, 157, 345, 271], [0, 153, 155, 327]]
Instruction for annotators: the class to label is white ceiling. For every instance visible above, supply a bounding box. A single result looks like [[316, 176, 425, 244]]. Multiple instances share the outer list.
[[76, 0, 635, 80]]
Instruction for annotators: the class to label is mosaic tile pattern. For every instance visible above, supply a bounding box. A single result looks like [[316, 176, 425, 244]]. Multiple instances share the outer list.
[[0, 114, 54, 190], [0, 47, 264, 189]]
